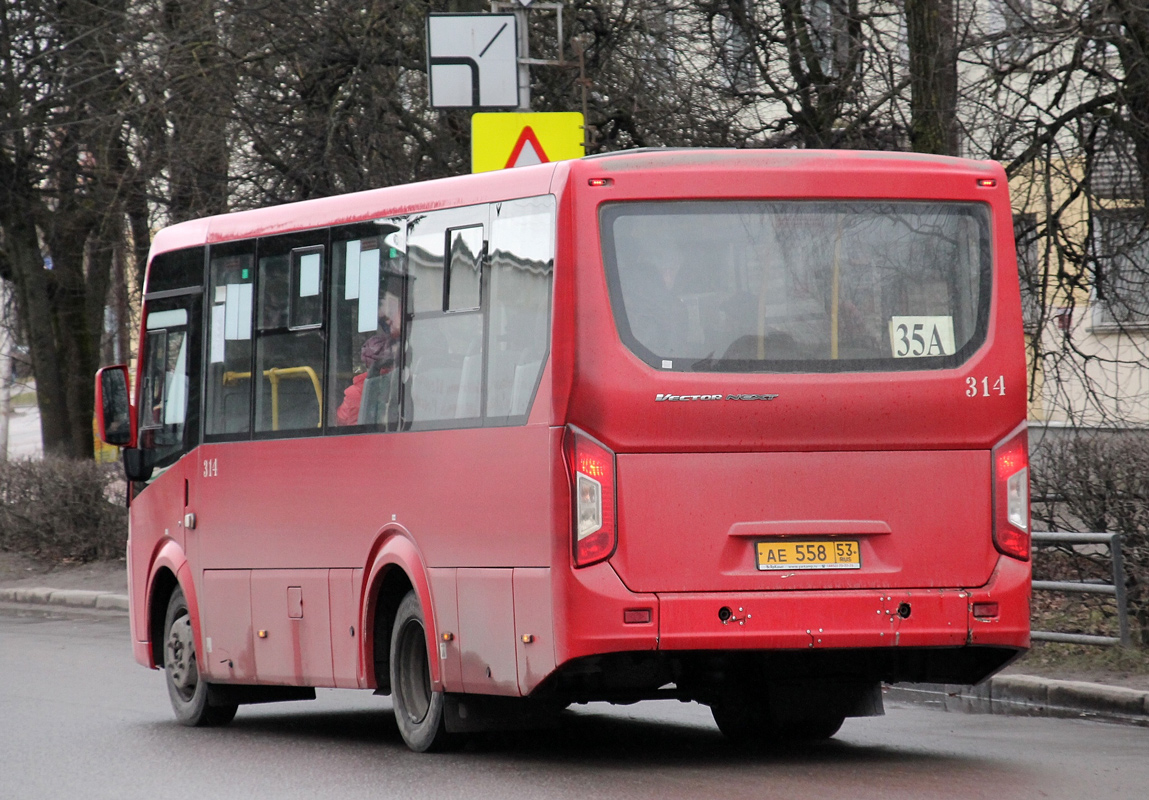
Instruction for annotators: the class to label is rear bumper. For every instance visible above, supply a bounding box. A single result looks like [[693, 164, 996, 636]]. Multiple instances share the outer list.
[[659, 554, 1030, 652], [553, 553, 1029, 685]]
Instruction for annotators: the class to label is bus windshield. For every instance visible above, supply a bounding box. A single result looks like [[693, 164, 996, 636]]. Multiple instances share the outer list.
[[601, 200, 991, 372]]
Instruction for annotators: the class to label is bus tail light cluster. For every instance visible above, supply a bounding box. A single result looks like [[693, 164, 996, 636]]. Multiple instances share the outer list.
[[992, 424, 1030, 561], [565, 427, 617, 567]]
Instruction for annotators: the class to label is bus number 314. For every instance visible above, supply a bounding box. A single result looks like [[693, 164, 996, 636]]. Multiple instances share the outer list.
[[203, 458, 218, 478], [966, 376, 1005, 398]]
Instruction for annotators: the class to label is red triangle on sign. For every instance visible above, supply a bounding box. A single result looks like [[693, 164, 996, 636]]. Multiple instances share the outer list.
[[505, 126, 549, 168]]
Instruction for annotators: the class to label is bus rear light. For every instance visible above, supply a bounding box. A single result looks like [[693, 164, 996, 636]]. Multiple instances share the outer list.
[[565, 427, 617, 567], [972, 602, 1000, 619], [992, 425, 1030, 561], [623, 608, 652, 624]]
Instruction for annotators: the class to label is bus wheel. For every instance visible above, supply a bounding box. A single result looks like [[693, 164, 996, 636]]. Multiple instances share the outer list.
[[710, 696, 771, 743], [163, 588, 238, 727], [389, 590, 463, 752], [712, 697, 845, 745], [782, 713, 845, 742]]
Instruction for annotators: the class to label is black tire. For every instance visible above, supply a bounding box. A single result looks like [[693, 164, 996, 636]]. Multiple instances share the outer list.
[[711, 696, 844, 745], [163, 588, 238, 727], [710, 695, 774, 743], [783, 714, 845, 742], [389, 590, 463, 752]]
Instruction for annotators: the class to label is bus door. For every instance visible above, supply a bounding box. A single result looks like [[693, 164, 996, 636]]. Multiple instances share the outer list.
[[133, 290, 202, 559], [192, 231, 342, 685]]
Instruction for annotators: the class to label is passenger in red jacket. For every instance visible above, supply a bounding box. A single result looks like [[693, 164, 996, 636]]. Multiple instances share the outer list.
[[337, 317, 397, 426]]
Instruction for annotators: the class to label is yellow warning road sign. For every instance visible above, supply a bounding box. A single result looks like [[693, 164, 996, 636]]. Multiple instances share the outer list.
[[472, 112, 584, 173]]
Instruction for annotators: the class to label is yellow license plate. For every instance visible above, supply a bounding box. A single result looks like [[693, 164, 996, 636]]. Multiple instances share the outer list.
[[756, 540, 861, 571]]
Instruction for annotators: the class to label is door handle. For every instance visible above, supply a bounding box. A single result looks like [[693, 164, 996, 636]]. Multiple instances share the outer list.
[[184, 512, 197, 530]]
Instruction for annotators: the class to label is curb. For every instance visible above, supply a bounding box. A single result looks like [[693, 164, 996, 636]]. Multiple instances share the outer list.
[[0, 586, 129, 613], [887, 675, 1149, 727]]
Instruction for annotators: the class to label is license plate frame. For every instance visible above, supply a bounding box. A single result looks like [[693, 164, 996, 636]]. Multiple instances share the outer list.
[[755, 539, 862, 571]]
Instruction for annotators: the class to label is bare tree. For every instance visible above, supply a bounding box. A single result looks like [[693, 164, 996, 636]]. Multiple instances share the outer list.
[[905, 0, 958, 154], [0, 1, 135, 457]]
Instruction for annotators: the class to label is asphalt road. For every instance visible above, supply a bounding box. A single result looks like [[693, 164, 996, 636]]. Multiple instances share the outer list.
[[2, 607, 1147, 800]]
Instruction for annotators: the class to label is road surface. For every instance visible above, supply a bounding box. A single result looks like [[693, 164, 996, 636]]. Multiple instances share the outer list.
[[2, 607, 1147, 800]]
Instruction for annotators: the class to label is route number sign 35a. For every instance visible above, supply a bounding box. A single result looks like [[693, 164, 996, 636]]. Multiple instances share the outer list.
[[889, 316, 955, 358]]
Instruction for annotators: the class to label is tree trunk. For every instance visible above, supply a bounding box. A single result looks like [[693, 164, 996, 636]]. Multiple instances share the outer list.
[[164, 0, 232, 221], [1, 212, 71, 456], [0, 277, 12, 461], [904, 0, 958, 156]]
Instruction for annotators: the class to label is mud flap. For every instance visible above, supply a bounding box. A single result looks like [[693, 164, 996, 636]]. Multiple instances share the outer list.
[[769, 680, 884, 723], [443, 693, 562, 733]]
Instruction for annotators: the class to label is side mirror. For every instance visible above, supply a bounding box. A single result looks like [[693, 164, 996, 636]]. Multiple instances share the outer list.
[[95, 365, 133, 447]]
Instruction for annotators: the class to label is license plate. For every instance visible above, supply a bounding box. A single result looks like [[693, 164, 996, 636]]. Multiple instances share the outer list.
[[756, 540, 861, 571]]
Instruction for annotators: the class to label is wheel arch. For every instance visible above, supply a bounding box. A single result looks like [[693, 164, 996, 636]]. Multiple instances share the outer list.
[[362, 526, 440, 692], [145, 540, 197, 669]]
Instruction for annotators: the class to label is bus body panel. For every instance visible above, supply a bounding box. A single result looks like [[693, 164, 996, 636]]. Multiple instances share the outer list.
[[184, 425, 556, 692], [249, 569, 334, 686], [563, 153, 1027, 456], [187, 427, 554, 573], [427, 567, 462, 690], [513, 567, 557, 696], [548, 547, 1028, 684], [555, 152, 1027, 636], [199, 568, 257, 682], [612, 449, 994, 594], [656, 588, 972, 651], [456, 568, 518, 694], [128, 456, 191, 665], [329, 568, 361, 689]]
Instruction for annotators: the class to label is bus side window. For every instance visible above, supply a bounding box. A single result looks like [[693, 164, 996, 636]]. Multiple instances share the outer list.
[[405, 206, 488, 427], [205, 244, 254, 437], [254, 236, 327, 435], [485, 196, 555, 423], [328, 220, 407, 430]]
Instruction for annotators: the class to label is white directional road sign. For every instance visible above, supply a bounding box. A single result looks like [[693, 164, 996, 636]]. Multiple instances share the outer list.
[[426, 14, 519, 109]]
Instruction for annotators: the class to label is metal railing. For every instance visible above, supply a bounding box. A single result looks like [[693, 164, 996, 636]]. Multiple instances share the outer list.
[[1030, 531, 1130, 647]]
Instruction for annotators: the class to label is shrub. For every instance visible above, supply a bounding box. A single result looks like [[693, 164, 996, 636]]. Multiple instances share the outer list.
[[0, 457, 127, 563], [1030, 430, 1149, 645]]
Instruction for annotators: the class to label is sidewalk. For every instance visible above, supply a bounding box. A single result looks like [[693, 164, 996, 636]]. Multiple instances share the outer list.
[[1, 558, 1146, 728], [885, 677, 1149, 728], [0, 554, 128, 612], [0, 584, 128, 612]]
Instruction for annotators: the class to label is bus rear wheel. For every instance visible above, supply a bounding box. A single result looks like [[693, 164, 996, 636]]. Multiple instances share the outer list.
[[389, 590, 463, 752], [710, 695, 844, 744], [163, 588, 238, 727]]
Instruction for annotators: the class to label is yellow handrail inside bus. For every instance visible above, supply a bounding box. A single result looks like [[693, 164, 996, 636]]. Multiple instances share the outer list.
[[829, 213, 844, 360], [222, 366, 323, 431]]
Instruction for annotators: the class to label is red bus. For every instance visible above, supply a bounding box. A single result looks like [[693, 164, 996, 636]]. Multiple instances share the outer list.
[[96, 149, 1030, 751]]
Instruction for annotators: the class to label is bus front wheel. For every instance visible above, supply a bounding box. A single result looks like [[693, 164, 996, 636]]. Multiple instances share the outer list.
[[163, 588, 238, 727], [389, 590, 463, 752]]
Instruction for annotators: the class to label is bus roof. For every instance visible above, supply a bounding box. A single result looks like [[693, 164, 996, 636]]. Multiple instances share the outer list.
[[147, 148, 1005, 266], [148, 160, 563, 259]]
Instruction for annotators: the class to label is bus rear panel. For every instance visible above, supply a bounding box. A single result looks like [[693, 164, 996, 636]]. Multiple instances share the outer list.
[[541, 152, 1028, 722]]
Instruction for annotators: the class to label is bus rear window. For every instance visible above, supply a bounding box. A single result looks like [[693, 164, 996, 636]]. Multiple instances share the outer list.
[[601, 201, 991, 372]]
